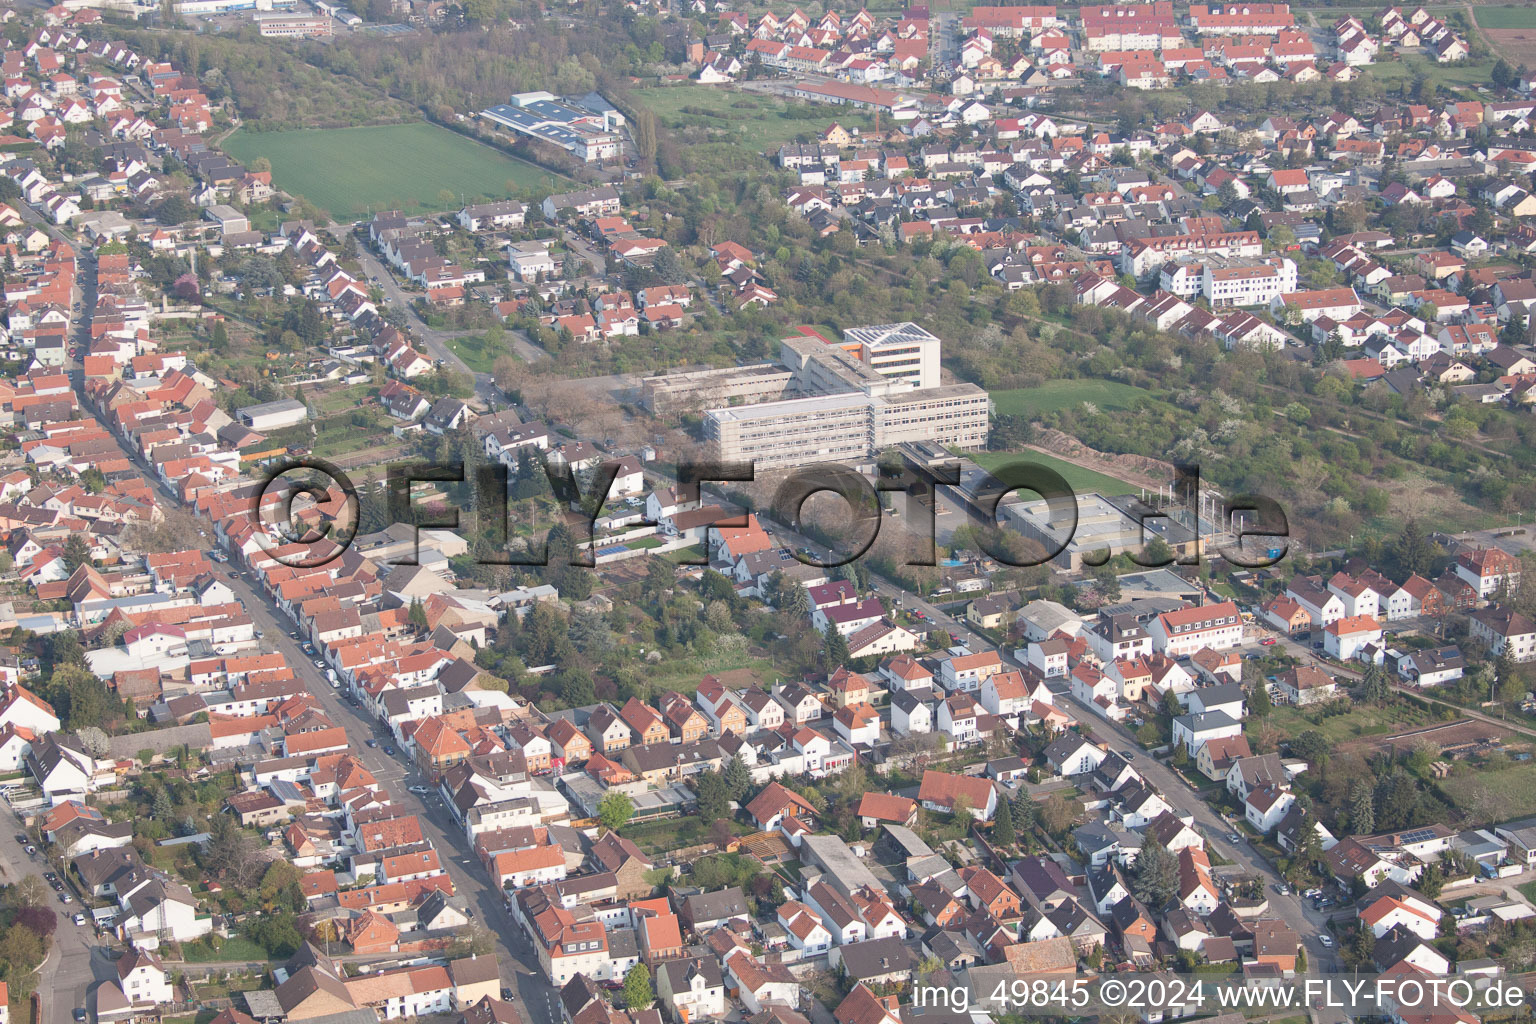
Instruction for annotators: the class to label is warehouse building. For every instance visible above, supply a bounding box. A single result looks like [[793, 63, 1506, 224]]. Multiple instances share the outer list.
[[238, 399, 309, 431]]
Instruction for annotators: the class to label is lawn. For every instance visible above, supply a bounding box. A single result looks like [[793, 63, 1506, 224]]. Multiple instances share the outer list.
[[991, 379, 1166, 417], [1442, 763, 1536, 818], [223, 123, 567, 221], [632, 85, 879, 154], [620, 814, 755, 857], [1519, 879, 1536, 904], [643, 650, 779, 694], [1367, 56, 1499, 93], [971, 449, 1141, 496], [446, 332, 519, 374], [180, 935, 269, 963], [1475, 5, 1536, 28]]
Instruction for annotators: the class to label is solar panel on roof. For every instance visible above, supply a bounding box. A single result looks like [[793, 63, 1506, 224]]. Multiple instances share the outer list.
[[1400, 828, 1436, 844]]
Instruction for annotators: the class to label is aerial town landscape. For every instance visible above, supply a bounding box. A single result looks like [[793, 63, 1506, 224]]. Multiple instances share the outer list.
[[11, 2, 1536, 1024]]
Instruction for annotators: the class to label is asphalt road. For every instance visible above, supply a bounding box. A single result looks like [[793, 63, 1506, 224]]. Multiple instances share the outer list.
[[0, 828, 110, 1024], [351, 240, 550, 379]]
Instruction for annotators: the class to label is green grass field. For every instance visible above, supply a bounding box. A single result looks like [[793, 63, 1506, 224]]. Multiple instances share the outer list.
[[1475, 5, 1536, 28], [1367, 56, 1498, 92], [1263, 702, 1434, 746], [223, 123, 567, 220], [971, 449, 1140, 496], [446, 333, 518, 374], [991, 379, 1166, 418], [1442, 764, 1536, 818], [632, 85, 878, 153]]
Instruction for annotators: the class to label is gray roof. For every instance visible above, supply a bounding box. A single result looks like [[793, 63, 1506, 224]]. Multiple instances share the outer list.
[[682, 887, 748, 925], [836, 935, 914, 979], [659, 956, 723, 992]]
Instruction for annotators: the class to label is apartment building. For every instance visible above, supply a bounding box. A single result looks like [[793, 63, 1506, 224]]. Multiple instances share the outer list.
[[1201, 256, 1298, 308]]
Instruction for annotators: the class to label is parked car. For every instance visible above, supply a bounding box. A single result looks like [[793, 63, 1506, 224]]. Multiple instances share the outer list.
[[1260, 638, 1277, 646], [73, 914, 85, 927], [366, 739, 378, 748], [384, 746, 395, 756], [1319, 935, 1334, 948]]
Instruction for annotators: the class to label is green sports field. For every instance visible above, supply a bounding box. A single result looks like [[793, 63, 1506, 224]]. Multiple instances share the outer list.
[[1474, 5, 1536, 28], [223, 122, 568, 220], [971, 449, 1141, 496]]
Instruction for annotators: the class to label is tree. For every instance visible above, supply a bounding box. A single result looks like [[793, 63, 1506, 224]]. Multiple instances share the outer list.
[[1392, 519, 1434, 576], [1289, 729, 1328, 765], [723, 754, 751, 801], [75, 726, 109, 758], [822, 623, 850, 669], [992, 794, 1015, 847], [7, 877, 47, 911], [155, 195, 195, 226], [1250, 680, 1273, 718], [151, 786, 174, 822], [599, 790, 634, 832], [62, 534, 92, 573], [1349, 777, 1375, 834], [622, 964, 653, 1010], [1139, 536, 1174, 567], [1493, 58, 1515, 91], [1038, 793, 1077, 836], [1132, 835, 1179, 908], [1360, 662, 1391, 705], [696, 770, 730, 821], [408, 599, 428, 631], [1504, 311, 1529, 348]]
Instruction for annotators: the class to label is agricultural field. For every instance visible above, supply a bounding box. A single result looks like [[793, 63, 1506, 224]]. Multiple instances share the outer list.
[[223, 123, 566, 220], [971, 448, 1141, 496], [992, 379, 1166, 417], [1474, 5, 1536, 29], [632, 85, 879, 155]]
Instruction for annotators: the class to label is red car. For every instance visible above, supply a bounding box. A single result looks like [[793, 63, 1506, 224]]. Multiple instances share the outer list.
[[1259, 638, 1277, 646]]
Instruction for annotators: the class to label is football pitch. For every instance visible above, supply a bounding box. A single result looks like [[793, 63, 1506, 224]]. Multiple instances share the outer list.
[[223, 122, 568, 220]]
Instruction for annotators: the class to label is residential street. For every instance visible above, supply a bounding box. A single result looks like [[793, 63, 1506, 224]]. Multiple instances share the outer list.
[[350, 238, 550, 405], [762, 509, 1338, 970], [0, 828, 109, 1024], [61, 243, 560, 1024]]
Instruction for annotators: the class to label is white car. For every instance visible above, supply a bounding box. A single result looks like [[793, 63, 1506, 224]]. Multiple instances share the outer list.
[[1319, 935, 1334, 948]]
